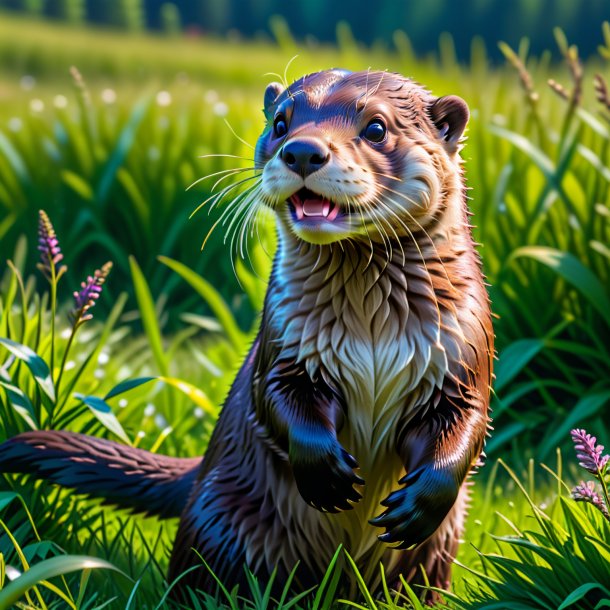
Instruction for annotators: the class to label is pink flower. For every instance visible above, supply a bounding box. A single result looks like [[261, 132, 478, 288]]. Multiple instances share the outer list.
[[571, 428, 609, 475]]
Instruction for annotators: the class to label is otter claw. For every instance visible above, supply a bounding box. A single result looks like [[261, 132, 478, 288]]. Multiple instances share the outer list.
[[289, 431, 364, 513], [371, 465, 458, 549]]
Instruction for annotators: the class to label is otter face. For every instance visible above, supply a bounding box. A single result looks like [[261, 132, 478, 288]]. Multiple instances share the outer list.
[[254, 69, 469, 246]]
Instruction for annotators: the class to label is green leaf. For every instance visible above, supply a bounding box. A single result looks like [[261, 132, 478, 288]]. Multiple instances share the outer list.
[[0, 337, 55, 402], [540, 389, 610, 459], [0, 555, 126, 609], [558, 583, 610, 609], [510, 246, 610, 326], [96, 95, 151, 204], [0, 380, 38, 429], [495, 338, 544, 392], [0, 130, 28, 183], [129, 257, 168, 376], [0, 491, 21, 512], [159, 376, 216, 415], [489, 124, 555, 178], [61, 169, 93, 200], [159, 256, 245, 349], [75, 393, 131, 445], [104, 376, 157, 401]]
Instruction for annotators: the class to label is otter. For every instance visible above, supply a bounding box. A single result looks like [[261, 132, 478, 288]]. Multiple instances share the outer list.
[[0, 69, 493, 601]]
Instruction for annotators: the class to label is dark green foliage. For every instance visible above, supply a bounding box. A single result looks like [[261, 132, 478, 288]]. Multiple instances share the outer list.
[[47, 0, 84, 24], [160, 2, 180, 35]]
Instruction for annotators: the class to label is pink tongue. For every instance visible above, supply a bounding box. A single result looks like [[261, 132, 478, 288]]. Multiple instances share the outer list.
[[303, 198, 330, 217]]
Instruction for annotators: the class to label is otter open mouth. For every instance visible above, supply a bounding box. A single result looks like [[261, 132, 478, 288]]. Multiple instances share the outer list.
[[288, 188, 341, 222]]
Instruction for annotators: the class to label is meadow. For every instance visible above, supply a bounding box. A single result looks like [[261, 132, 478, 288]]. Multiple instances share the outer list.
[[0, 11, 609, 609]]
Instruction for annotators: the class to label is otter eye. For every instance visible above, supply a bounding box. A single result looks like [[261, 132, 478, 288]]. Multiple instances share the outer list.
[[274, 114, 288, 138], [363, 119, 386, 143]]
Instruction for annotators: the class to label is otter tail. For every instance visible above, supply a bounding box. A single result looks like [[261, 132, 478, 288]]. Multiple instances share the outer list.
[[0, 431, 201, 518]]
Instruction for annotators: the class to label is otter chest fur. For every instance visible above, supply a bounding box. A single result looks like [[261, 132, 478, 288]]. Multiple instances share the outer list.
[[270, 233, 461, 467]]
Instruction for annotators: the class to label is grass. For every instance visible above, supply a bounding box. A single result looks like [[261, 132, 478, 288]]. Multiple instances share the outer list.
[[0, 12, 609, 610]]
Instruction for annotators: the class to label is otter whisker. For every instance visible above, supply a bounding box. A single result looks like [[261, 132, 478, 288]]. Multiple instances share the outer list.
[[207, 183, 262, 276], [211, 169, 260, 193], [378, 183, 460, 294], [223, 118, 255, 151], [369, 196, 407, 266], [200, 178, 262, 251], [207, 174, 260, 215], [359, 200, 393, 268], [367, 169, 403, 183], [190, 175, 257, 219], [187, 166, 259, 192], [379, 191, 457, 308], [378, 183, 427, 210], [198, 153, 257, 162], [375, 194, 444, 319], [228, 186, 264, 279]]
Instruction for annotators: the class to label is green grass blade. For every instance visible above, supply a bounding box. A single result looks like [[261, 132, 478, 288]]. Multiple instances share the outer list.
[[74, 393, 131, 445], [158, 255, 245, 349], [509, 246, 610, 326], [129, 256, 168, 376], [0, 555, 125, 609], [0, 337, 55, 402]]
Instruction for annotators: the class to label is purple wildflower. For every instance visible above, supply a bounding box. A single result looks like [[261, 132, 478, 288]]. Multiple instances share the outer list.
[[71, 262, 113, 324], [572, 480, 610, 519], [571, 428, 610, 475], [36, 210, 67, 281]]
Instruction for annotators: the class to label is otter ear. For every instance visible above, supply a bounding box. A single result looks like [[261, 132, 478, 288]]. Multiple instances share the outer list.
[[264, 82, 285, 111], [428, 95, 469, 153]]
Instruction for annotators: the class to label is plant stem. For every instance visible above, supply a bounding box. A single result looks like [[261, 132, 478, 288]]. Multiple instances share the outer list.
[[54, 321, 79, 404], [598, 466, 610, 517]]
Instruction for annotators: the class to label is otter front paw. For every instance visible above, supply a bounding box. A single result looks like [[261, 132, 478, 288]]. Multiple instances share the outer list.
[[289, 427, 363, 513], [370, 465, 457, 548]]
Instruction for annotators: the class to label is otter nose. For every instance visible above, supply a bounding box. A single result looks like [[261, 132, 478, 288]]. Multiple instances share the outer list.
[[281, 138, 330, 176]]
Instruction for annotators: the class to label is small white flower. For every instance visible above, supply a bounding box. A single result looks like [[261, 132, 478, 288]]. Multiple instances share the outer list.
[[94, 368, 105, 379], [8, 117, 22, 132], [194, 407, 204, 419], [118, 398, 128, 408], [60, 327, 72, 339], [97, 352, 110, 365], [492, 113, 507, 126], [144, 403, 156, 417], [53, 95, 68, 109], [156, 90, 172, 107], [101, 88, 117, 104], [137, 430, 146, 439], [20, 75, 35, 90], [213, 101, 228, 117], [5, 565, 21, 581], [148, 146, 160, 161], [204, 90, 219, 104], [498, 202, 507, 213], [30, 99, 44, 113], [65, 361, 76, 371], [118, 365, 132, 378], [154, 414, 168, 429]]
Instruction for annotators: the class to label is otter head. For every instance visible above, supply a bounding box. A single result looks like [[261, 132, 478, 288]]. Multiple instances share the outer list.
[[254, 69, 469, 246]]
